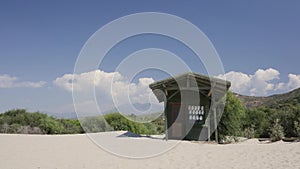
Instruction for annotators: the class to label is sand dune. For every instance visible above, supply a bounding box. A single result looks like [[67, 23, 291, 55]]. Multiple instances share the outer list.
[[1, 132, 299, 169]]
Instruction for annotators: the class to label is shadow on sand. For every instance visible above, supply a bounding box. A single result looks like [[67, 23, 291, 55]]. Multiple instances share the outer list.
[[117, 131, 165, 140]]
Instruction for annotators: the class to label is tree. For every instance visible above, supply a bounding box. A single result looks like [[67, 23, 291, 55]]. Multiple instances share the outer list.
[[218, 92, 245, 141]]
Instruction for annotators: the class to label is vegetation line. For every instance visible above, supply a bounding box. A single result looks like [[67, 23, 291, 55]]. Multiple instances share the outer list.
[[0, 90, 299, 142]]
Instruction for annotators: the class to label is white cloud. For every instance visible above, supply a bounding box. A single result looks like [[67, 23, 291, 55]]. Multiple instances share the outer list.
[[218, 68, 300, 96], [0, 74, 46, 88], [54, 70, 127, 92], [217, 71, 251, 94], [55, 68, 300, 113], [54, 70, 161, 114], [287, 74, 300, 89], [275, 74, 300, 91], [253, 68, 280, 81]]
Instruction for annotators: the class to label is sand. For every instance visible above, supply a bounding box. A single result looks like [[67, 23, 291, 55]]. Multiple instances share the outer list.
[[0, 132, 299, 169]]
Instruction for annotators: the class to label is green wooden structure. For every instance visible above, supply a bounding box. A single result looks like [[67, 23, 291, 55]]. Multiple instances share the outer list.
[[149, 72, 231, 141]]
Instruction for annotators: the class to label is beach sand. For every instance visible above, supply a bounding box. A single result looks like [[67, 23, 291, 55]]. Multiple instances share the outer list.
[[1, 132, 299, 169]]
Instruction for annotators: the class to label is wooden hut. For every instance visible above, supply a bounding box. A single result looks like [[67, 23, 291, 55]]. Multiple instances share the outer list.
[[149, 72, 231, 141]]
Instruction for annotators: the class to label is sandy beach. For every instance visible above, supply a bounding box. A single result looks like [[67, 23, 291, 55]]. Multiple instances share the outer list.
[[1, 132, 299, 169]]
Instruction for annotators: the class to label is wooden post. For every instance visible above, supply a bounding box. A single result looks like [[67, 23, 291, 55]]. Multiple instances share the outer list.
[[207, 114, 210, 141], [165, 107, 168, 141], [214, 107, 218, 143], [164, 88, 168, 141]]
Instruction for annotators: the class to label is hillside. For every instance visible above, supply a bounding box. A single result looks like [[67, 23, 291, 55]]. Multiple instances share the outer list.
[[235, 87, 300, 108]]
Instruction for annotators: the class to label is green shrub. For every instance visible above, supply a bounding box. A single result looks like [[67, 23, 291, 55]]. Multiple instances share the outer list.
[[59, 119, 84, 134], [81, 116, 112, 133], [0, 109, 165, 135], [104, 113, 148, 134], [39, 117, 64, 134], [294, 121, 300, 138], [243, 125, 255, 139], [269, 119, 284, 142], [7, 123, 22, 133], [218, 92, 245, 141]]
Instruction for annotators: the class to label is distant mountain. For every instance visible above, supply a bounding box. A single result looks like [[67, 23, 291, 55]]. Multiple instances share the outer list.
[[235, 87, 300, 108]]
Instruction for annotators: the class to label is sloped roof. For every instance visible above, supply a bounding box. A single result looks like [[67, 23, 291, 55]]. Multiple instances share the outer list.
[[149, 72, 231, 102]]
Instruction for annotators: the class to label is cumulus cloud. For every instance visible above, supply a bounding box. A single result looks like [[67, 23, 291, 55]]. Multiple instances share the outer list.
[[0, 74, 46, 88], [55, 68, 300, 113], [218, 68, 300, 96], [54, 70, 161, 114], [54, 70, 154, 99], [287, 74, 300, 89], [217, 71, 251, 94], [276, 74, 300, 91]]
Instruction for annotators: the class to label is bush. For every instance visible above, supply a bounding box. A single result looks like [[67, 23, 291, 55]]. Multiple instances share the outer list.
[[294, 121, 300, 138], [19, 126, 43, 134], [7, 123, 22, 133], [81, 116, 112, 133], [0, 109, 164, 135], [218, 92, 245, 141], [39, 117, 64, 134], [272, 107, 297, 137], [243, 108, 271, 138], [0, 123, 9, 133], [59, 119, 84, 134], [269, 119, 284, 142], [104, 113, 148, 134], [243, 125, 255, 139]]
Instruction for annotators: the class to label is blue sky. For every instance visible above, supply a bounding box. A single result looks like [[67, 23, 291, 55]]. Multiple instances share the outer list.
[[1, 1, 300, 114]]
